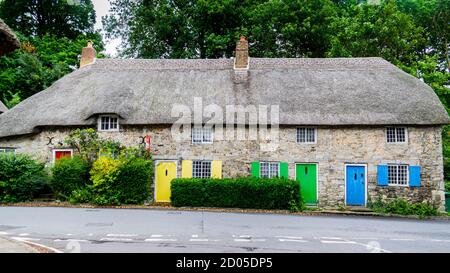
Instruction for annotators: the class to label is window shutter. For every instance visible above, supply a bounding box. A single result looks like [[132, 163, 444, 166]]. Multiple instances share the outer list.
[[409, 166, 421, 187], [280, 162, 289, 179], [181, 160, 192, 178], [251, 162, 260, 178], [377, 165, 388, 186], [211, 160, 222, 179]]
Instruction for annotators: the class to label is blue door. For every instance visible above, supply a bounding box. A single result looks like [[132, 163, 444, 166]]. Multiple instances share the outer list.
[[346, 165, 365, 206]]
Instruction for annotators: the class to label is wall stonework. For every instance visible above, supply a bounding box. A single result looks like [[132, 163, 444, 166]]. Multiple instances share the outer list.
[[0, 125, 445, 210]]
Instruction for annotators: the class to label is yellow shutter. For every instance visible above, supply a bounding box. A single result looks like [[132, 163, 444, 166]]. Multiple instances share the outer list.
[[211, 160, 223, 179], [181, 160, 193, 178]]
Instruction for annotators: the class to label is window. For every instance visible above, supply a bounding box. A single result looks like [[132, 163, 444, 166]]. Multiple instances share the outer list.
[[388, 164, 409, 186], [193, 161, 211, 178], [386, 127, 406, 143], [297, 128, 316, 143], [192, 126, 213, 144], [0, 148, 15, 154], [260, 162, 279, 178], [99, 115, 119, 131]]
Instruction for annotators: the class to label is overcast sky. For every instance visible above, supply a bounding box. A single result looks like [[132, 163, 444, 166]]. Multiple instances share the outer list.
[[92, 0, 120, 56]]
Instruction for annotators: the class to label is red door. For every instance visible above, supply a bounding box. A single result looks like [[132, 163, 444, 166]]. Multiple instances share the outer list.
[[55, 151, 72, 161]]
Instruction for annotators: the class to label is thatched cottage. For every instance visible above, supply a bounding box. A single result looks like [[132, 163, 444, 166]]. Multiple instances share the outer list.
[[0, 38, 448, 209]]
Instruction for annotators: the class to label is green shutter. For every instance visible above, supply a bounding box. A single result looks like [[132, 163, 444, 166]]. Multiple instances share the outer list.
[[280, 162, 289, 179], [251, 162, 260, 177]]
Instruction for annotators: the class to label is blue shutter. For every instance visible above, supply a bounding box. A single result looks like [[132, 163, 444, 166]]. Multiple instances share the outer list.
[[409, 166, 421, 187], [377, 165, 388, 186]]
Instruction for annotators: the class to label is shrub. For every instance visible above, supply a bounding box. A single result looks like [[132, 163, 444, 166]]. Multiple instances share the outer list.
[[0, 153, 50, 202], [115, 157, 152, 204], [368, 197, 439, 218], [86, 156, 153, 205], [51, 156, 90, 200], [171, 177, 303, 211], [69, 188, 92, 204]]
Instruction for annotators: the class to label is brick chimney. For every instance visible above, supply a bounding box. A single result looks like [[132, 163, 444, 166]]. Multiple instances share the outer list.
[[234, 36, 249, 70], [80, 41, 96, 68]]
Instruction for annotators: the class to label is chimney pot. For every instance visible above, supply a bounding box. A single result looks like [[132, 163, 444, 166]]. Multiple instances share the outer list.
[[80, 41, 96, 68]]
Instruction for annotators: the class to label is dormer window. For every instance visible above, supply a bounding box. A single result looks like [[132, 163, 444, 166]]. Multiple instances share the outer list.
[[98, 115, 119, 132]]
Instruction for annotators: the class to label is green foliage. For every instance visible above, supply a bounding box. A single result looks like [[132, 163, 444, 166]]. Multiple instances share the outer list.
[[86, 155, 153, 205], [171, 177, 303, 211], [51, 156, 90, 200], [0, 153, 50, 202], [69, 188, 92, 204], [0, 0, 96, 39], [368, 197, 439, 218]]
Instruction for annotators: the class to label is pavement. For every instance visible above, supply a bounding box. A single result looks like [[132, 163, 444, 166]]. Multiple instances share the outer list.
[[0, 206, 449, 253], [0, 236, 37, 253]]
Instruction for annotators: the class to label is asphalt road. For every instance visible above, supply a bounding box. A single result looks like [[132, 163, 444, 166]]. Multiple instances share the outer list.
[[0, 207, 449, 253]]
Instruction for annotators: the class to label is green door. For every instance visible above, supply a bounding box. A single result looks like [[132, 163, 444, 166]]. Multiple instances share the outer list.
[[296, 164, 317, 205]]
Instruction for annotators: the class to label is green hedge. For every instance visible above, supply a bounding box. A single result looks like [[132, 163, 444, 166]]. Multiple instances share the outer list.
[[0, 153, 50, 202], [51, 156, 90, 200], [171, 177, 303, 211]]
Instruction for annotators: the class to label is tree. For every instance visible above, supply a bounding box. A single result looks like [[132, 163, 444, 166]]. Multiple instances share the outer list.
[[0, 0, 96, 39]]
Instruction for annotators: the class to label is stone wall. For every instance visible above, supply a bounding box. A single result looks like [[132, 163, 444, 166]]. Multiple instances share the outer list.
[[0, 125, 445, 210]]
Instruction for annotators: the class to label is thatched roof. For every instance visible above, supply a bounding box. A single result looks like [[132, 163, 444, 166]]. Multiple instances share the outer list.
[[0, 19, 20, 56], [0, 100, 7, 114], [0, 57, 448, 138]]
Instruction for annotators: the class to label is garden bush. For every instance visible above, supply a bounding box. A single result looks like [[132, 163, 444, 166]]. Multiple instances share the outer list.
[[0, 153, 50, 202], [87, 156, 152, 205], [171, 177, 303, 211], [51, 156, 90, 200], [368, 198, 439, 218]]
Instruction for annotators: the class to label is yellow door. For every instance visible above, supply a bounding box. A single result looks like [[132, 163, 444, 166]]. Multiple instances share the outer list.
[[155, 161, 177, 202]]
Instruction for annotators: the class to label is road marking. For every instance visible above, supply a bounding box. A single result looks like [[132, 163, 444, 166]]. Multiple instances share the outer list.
[[0, 231, 10, 235], [145, 238, 177, 242], [234, 238, 251, 242], [106, 234, 137, 237], [275, 236, 304, 240], [278, 239, 308, 243], [54, 239, 88, 242], [19, 233, 30, 236], [11, 237, 40, 241], [100, 237, 133, 242], [66, 233, 73, 236], [320, 237, 343, 240], [321, 240, 356, 244], [192, 235, 199, 238], [431, 239, 450, 243], [389, 238, 416, 241]]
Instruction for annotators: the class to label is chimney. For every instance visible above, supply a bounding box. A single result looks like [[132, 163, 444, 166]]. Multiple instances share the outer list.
[[80, 41, 96, 68], [234, 36, 249, 70]]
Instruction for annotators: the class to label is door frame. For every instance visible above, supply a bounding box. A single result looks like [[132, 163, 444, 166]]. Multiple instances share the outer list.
[[154, 160, 178, 202], [295, 162, 318, 205], [344, 163, 368, 206]]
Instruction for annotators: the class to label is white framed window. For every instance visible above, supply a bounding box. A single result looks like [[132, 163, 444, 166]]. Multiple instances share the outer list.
[[260, 162, 280, 178], [98, 115, 119, 132], [52, 149, 73, 164], [388, 164, 409, 186], [192, 126, 213, 144], [0, 148, 16, 154], [297, 127, 316, 144], [386, 127, 407, 143], [193, 160, 212, 178]]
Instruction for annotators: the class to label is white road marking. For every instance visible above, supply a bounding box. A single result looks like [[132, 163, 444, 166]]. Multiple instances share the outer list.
[[275, 236, 304, 240], [11, 237, 40, 241], [192, 235, 199, 238], [54, 239, 88, 242], [145, 238, 177, 242], [100, 237, 133, 242], [66, 233, 73, 236], [278, 239, 308, 243], [12, 237, 63, 253], [431, 239, 450, 243], [321, 240, 356, 244], [0, 231, 10, 235], [18, 233, 29, 236], [320, 237, 343, 240], [389, 238, 416, 241], [106, 234, 137, 237], [234, 239, 251, 242]]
